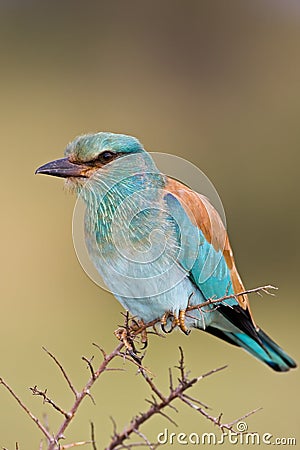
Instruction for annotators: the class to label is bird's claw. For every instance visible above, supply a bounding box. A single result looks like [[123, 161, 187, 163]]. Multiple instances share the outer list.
[[160, 310, 191, 335], [130, 319, 148, 349], [140, 328, 148, 349], [114, 327, 138, 356], [179, 309, 191, 335], [160, 311, 177, 333], [128, 349, 143, 365]]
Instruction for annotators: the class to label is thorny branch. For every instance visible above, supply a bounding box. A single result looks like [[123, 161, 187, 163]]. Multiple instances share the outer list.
[[0, 286, 272, 449], [105, 352, 229, 450]]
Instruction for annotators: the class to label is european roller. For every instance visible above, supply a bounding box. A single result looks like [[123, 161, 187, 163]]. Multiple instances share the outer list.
[[36, 132, 296, 372]]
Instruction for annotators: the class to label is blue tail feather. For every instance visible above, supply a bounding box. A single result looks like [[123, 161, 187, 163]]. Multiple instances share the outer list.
[[215, 328, 297, 372], [204, 303, 297, 371]]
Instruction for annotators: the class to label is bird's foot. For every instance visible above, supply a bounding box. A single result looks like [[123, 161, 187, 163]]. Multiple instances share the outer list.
[[130, 318, 148, 349], [114, 327, 142, 364], [160, 310, 191, 335], [114, 327, 135, 353], [179, 309, 191, 335], [140, 325, 148, 349], [160, 311, 178, 333]]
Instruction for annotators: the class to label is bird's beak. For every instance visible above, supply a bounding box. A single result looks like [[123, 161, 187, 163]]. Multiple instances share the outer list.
[[35, 157, 88, 178]]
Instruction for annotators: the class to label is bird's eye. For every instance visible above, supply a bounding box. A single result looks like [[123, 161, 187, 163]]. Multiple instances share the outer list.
[[97, 151, 115, 164]]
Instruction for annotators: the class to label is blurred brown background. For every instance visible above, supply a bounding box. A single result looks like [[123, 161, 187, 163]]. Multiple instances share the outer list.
[[0, 0, 299, 448]]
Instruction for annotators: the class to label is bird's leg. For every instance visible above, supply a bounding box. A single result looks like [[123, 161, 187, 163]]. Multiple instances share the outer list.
[[161, 311, 172, 333], [160, 312, 168, 333], [178, 309, 191, 335], [130, 318, 148, 349], [171, 315, 179, 330], [114, 327, 136, 353], [114, 312, 144, 363], [161, 311, 178, 333], [140, 323, 148, 349], [114, 327, 143, 364], [161, 309, 191, 335]]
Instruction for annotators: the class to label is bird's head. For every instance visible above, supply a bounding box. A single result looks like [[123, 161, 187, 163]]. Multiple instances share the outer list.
[[35, 132, 146, 187]]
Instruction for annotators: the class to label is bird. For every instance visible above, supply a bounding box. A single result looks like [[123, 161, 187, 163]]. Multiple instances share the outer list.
[[36, 131, 296, 372]]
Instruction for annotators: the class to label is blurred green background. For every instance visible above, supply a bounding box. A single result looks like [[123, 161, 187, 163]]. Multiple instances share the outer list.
[[0, 1, 299, 448]]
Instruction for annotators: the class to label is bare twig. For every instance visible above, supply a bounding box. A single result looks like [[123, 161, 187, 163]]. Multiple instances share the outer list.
[[227, 407, 263, 428], [92, 343, 107, 360], [90, 422, 97, 450], [0, 285, 269, 449], [129, 285, 277, 338], [181, 392, 210, 409], [48, 342, 125, 450], [82, 356, 96, 381], [0, 377, 52, 443], [42, 347, 78, 397], [30, 385, 69, 418], [116, 351, 153, 376], [133, 429, 154, 449], [176, 346, 186, 382], [61, 442, 92, 449], [112, 443, 160, 450], [105, 352, 229, 450]]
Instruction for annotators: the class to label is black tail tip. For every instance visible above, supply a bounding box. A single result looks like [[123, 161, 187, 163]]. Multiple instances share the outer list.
[[258, 329, 297, 372]]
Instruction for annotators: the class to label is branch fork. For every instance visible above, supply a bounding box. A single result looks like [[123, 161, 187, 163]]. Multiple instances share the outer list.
[[0, 285, 272, 449]]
